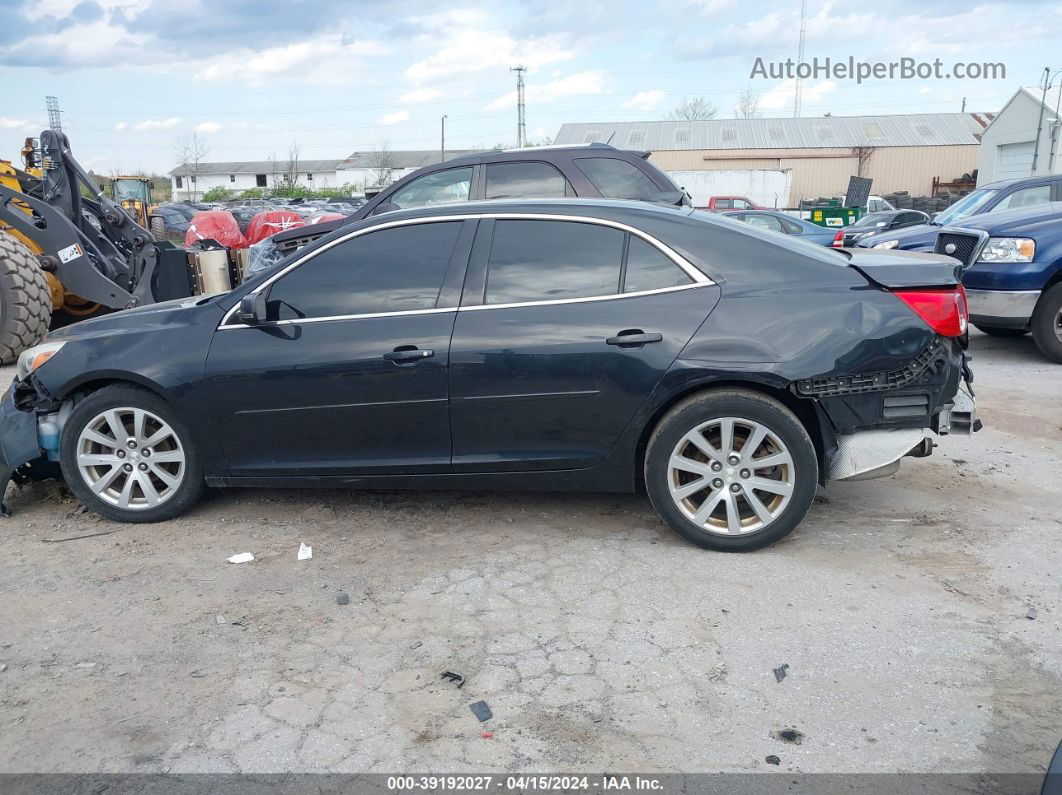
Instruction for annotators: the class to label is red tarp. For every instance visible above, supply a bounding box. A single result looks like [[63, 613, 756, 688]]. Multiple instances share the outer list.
[[245, 210, 306, 244], [184, 210, 248, 249], [308, 212, 346, 225]]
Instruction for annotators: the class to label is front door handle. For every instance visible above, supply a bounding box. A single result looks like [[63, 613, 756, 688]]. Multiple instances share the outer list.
[[606, 330, 663, 348], [383, 346, 435, 364]]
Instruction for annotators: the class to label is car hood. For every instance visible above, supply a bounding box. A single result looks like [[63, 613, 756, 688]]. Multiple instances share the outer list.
[[46, 294, 225, 341], [843, 248, 960, 288], [854, 222, 937, 248]]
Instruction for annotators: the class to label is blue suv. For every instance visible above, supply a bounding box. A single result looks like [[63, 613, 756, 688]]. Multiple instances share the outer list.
[[857, 174, 1062, 253]]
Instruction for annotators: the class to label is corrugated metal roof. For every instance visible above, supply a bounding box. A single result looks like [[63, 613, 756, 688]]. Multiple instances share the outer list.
[[554, 113, 993, 151], [170, 159, 345, 176]]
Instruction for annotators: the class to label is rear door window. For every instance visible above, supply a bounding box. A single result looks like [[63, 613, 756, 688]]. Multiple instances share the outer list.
[[574, 158, 661, 200], [385, 168, 473, 211], [623, 238, 693, 293], [485, 162, 571, 199], [484, 220, 624, 304]]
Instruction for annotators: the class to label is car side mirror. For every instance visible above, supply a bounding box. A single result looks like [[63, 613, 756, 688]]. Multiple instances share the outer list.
[[237, 292, 267, 325], [374, 202, 400, 215]]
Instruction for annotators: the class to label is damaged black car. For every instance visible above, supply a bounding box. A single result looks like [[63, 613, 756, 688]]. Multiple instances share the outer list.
[[2, 200, 978, 551]]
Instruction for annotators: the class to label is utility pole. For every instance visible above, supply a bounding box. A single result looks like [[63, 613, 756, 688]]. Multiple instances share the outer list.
[[511, 65, 527, 147], [961, 96, 966, 112], [794, 0, 807, 118], [46, 96, 63, 132], [1032, 67, 1060, 174], [440, 115, 447, 161]]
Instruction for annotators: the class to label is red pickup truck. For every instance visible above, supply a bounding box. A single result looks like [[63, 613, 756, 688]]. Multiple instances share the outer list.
[[698, 196, 766, 212]]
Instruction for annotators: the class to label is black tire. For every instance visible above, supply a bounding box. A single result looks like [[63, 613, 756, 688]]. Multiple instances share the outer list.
[[59, 385, 204, 523], [1031, 283, 1062, 363], [973, 324, 1028, 337], [644, 389, 818, 552], [0, 231, 52, 365], [149, 216, 166, 239]]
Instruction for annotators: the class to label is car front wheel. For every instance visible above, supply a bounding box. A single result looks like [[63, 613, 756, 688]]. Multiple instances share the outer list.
[[645, 389, 818, 551], [59, 385, 203, 522], [1030, 283, 1062, 363]]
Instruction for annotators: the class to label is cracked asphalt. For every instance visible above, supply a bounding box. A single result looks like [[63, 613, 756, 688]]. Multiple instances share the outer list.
[[0, 329, 1059, 777]]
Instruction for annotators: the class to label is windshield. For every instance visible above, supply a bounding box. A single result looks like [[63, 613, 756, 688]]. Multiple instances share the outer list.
[[112, 179, 149, 202], [934, 189, 997, 225], [853, 212, 891, 228]]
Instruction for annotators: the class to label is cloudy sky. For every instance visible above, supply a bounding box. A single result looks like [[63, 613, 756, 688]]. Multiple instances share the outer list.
[[2, 0, 1058, 174]]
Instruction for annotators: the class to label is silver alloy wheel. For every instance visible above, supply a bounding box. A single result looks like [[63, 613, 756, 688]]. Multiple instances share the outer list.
[[667, 416, 795, 535], [1054, 306, 1062, 343], [75, 407, 186, 510]]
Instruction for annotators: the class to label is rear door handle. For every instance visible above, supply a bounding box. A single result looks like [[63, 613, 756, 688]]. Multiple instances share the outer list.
[[383, 346, 434, 364], [606, 330, 663, 348]]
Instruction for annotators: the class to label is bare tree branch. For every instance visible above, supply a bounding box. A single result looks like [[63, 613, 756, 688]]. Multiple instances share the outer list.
[[172, 132, 210, 201], [735, 88, 761, 119], [367, 141, 399, 186], [666, 97, 718, 121]]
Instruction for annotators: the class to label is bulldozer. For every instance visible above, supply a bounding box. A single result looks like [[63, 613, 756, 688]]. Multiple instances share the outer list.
[[107, 175, 165, 237], [0, 130, 199, 364]]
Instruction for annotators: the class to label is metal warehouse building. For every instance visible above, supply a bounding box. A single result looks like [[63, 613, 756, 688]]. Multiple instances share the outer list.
[[554, 113, 993, 206]]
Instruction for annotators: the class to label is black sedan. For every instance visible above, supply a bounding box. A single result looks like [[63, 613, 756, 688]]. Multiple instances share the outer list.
[[3, 201, 977, 551]]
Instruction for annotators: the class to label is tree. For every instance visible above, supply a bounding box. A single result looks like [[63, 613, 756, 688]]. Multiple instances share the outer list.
[[854, 145, 878, 177], [666, 97, 718, 121], [172, 131, 210, 200], [735, 88, 761, 119], [367, 141, 399, 186], [279, 140, 301, 189]]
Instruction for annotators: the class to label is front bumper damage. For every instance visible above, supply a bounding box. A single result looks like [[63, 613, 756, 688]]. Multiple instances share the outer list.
[[0, 380, 48, 516]]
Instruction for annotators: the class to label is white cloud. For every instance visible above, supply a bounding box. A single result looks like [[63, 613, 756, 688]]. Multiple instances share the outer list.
[[404, 18, 574, 85], [0, 116, 39, 132], [114, 122, 127, 131], [377, 110, 410, 125], [484, 69, 604, 112], [196, 35, 389, 84], [131, 117, 182, 131], [399, 87, 443, 103], [195, 121, 223, 133], [759, 79, 837, 111], [623, 90, 665, 112]]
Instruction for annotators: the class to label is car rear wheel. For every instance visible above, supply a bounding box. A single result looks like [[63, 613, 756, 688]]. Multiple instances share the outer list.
[[973, 323, 1028, 337], [1030, 283, 1062, 363], [644, 389, 818, 551], [59, 385, 203, 522]]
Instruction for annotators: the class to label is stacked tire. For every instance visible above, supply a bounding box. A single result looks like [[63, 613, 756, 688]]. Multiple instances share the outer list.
[[0, 231, 52, 365]]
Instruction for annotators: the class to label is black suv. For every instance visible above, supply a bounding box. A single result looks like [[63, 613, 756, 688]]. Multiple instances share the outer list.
[[263, 144, 688, 260]]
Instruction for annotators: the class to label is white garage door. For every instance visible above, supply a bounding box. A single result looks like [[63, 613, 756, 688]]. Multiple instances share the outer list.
[[996, 141, 1035, 180]]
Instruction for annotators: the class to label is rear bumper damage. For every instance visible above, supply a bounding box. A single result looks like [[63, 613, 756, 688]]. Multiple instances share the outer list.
[[830, 383, 978, 482]]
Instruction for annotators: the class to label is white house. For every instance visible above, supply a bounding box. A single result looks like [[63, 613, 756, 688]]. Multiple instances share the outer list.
[[169, 150, 485, 200], [977, 87, 1062, 185], [169, 159, 347, 200], [335, 150, 481, 188]]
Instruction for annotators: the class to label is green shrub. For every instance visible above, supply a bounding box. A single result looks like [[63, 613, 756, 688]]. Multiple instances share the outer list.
[[201, 187, 236, 202]]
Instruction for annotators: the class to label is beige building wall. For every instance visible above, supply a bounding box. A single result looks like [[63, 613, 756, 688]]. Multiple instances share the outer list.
[[648, 145, 980, 205]]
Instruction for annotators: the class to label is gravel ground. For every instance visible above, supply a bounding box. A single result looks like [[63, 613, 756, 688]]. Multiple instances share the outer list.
[[0, 329, 1059, 779]]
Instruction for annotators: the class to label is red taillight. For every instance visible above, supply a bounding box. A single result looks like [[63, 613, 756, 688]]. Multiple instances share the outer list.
[[893, 288, 968, 337], [831, 229, 844, 248]]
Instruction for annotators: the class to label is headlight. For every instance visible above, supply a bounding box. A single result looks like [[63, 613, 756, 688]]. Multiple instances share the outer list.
[[16, 341, 66, 381], [979, 237, 1035, 263], [873, 239, 899, 250]]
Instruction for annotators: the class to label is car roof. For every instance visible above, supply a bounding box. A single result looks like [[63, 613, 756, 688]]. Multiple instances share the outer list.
[[439, 142, 642, 168], [980, 173, 1062, 190]]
